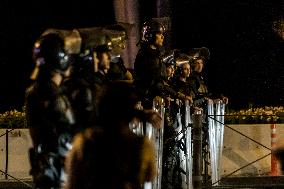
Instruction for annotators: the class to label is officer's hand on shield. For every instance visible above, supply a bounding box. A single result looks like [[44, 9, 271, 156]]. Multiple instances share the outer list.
[[185, 95, 193, 105], [143, 109, 162, 129], [221, 95, 229, 104], [165, 96, 173, 108]]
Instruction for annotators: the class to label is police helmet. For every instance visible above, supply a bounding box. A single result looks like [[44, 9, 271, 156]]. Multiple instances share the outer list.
[[33, 33, 73, 73], [103, 24, 127, 54], [140, 20, 165, 44], [163, 49, 182, 67], [175, 53, 191, 67], [188, 47, 210, 61], [95, 44, 112, 54]]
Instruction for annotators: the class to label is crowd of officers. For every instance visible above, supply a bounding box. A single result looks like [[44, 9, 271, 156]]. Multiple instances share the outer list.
[[25, 19, 228, 189]]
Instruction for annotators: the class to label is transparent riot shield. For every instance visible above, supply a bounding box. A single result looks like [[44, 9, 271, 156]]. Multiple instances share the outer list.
[[129, 98, 165, 189], [41, 25, 127, 56], [172, 100, 193, 189], [184, 100, 193, 189], [41, 28, 82, 54], [192, 111, 203, 189], [207, 99, 225, 186], [129, 120, 144, 136], [77, 26, 126, 53], [129, 101, 144, 136], [215, 100, 225, 182], [175, 104, 185, 187], [150, 97, 165, 189]]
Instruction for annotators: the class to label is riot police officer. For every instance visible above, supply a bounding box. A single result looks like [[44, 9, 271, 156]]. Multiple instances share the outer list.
[[92, 44, 112, 85], [62, 48, 99, 133], [25, 33, 75, 189], [133, 19, 167, 108], [189, 47, 228, 104], [189, 47, 210, 98]]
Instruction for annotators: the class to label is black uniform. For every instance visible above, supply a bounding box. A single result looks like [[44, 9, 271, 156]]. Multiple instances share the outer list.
[[26, 79, 75, 188], [134, 45, 167, 107], [26, 33, 75, 189], [63, 76, 94, 133], [190, 71, 210, 107], [108, 56, 128, 81], [62, 54, 99, 133]]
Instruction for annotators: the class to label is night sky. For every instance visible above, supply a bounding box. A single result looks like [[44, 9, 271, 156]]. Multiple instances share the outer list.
[[0, 0, 115, 111], [171, 0, 283, 109], [0, 0, 283, 111]]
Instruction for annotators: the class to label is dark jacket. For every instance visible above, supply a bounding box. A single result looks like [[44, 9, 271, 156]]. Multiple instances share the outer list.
[[25, 79, 75, 152], [134, 45, 167, 102]]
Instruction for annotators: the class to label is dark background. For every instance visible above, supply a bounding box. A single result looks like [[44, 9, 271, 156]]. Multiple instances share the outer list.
[[171, 0, 284, 109], [0, 0, 283, 112]]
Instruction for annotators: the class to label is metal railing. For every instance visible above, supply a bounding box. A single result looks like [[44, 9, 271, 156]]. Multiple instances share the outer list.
[[0, 100, 281, 189]]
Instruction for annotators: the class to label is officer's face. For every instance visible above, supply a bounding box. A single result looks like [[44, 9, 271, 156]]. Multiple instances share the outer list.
[[63, 66, 72, 78], [93, 52, 99, 73], [98, 52, 111, 70], [166, 65, 175, 78], [193, 59, 204, 73], [182, 63, 191, 78], [155, 33, 164, 47]]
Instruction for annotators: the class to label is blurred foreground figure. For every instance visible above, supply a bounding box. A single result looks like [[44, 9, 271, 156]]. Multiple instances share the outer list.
[[25, 33, 75, 189], [65, 82, 162, 189], [62, 48, 99, 133]]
